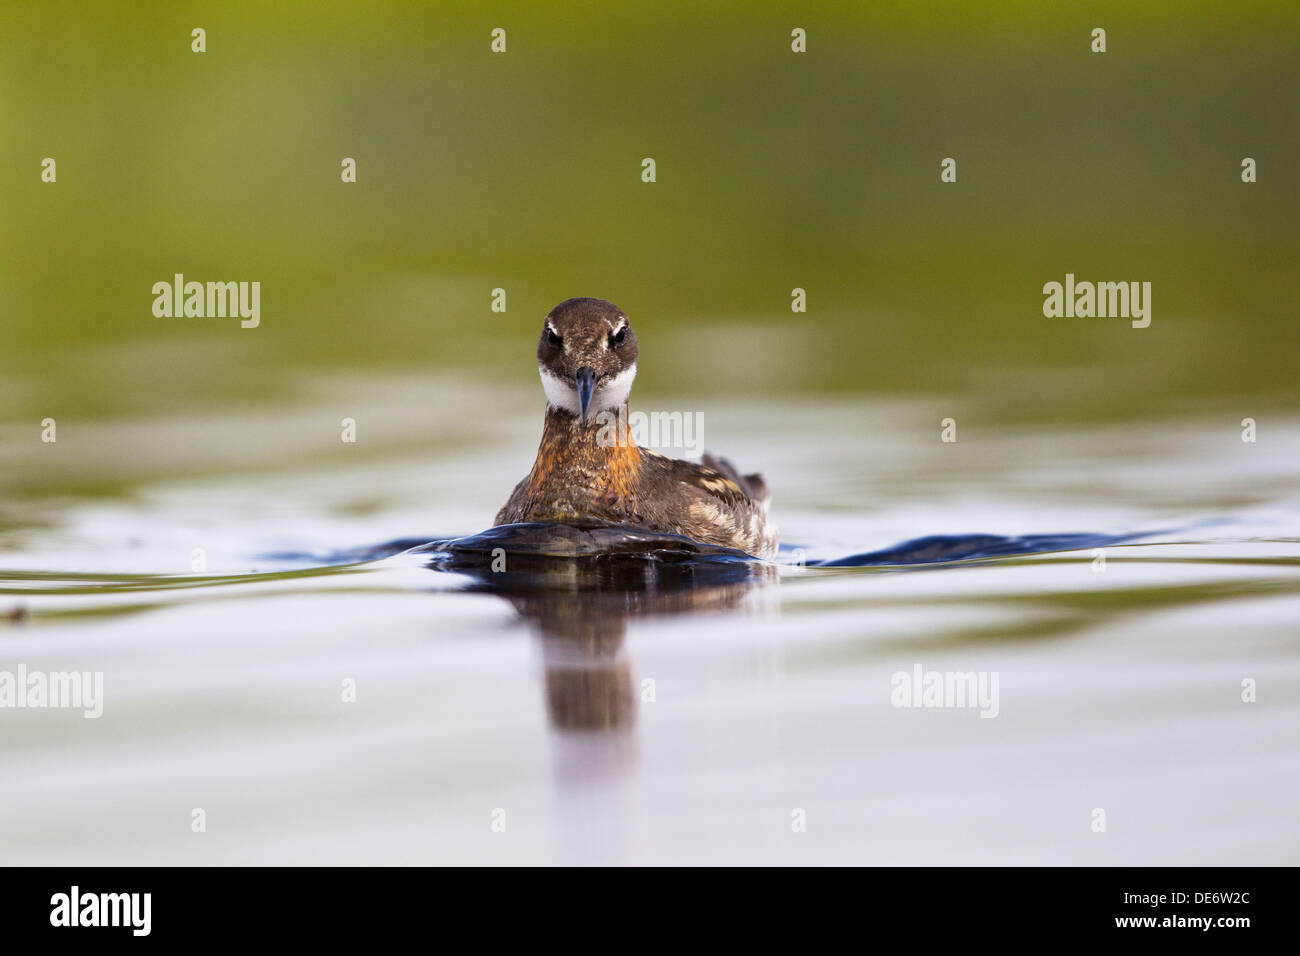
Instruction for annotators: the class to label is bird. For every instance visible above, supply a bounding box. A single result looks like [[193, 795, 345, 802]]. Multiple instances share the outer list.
[[494, 297, 778, 559]]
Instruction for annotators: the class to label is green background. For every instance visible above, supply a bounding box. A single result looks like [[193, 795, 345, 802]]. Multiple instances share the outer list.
[[2, 1, 1296, 458]]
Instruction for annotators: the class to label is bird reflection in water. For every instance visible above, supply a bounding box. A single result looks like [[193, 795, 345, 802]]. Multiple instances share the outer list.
[[414, 523, 777, 739]]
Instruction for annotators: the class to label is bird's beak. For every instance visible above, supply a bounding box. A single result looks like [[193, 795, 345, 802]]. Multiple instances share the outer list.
[[575, 367, 597, 424]]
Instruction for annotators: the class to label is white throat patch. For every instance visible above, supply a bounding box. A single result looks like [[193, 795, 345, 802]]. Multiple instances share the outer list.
[[539, 363, 637, 418]]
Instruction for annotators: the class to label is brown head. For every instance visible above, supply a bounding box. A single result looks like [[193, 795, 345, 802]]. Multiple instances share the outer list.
[[537, 297, 639, 423]]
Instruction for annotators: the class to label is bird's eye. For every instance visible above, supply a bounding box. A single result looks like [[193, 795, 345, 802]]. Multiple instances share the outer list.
[[610, 327, 627, 347], [545, 328, 562, 348]]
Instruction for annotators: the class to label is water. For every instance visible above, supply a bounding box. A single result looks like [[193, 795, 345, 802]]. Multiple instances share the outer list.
[[2, 384, 1297, 865], [3, 0, 1296, 869]]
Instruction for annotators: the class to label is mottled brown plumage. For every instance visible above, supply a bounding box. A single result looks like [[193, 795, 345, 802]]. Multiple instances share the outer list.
[[494, 298, 777, 559]]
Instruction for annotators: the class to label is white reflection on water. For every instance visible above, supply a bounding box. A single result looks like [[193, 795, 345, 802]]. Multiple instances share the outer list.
[[0, 398, 1297, 864]]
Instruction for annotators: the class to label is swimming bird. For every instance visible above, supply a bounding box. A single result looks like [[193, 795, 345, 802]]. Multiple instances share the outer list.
[[494, 297, 778, 559]]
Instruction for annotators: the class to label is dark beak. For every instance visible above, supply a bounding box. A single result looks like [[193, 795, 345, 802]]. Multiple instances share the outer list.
[[575, 367, 597, 424]]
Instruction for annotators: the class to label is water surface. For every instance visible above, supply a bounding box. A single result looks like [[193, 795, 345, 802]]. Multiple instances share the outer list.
[[3, 386, 1296, 865]]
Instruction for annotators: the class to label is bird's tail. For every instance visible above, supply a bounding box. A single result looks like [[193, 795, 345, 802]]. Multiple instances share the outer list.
[[701, 453, 771, 509]]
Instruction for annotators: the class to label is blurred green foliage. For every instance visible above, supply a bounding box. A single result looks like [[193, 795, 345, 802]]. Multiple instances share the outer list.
[[1, 0, 1297, 427]]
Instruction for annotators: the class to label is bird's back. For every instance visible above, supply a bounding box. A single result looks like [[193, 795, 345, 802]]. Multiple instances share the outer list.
[[618, 449, 777, 559]]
